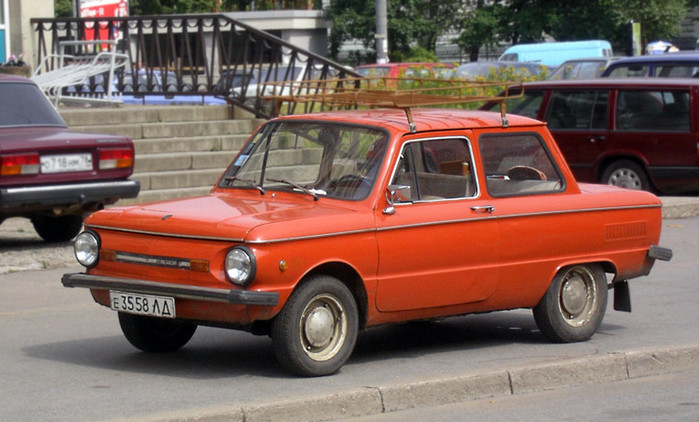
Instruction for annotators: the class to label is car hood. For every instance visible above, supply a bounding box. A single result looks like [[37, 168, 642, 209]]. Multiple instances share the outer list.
[[85, 192, 374, 243]]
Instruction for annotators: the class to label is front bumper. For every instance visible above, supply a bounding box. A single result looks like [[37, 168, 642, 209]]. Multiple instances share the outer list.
[[0, 179, 140, 209], [61, 273, 279, 306]]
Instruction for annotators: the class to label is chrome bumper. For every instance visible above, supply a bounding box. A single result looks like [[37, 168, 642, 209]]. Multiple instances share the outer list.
[[0, 180, 140, 208], [61, 273, 279, 306]]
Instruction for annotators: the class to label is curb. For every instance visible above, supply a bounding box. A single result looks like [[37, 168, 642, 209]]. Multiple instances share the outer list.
[[661, 196, 699, 219], [127, 344, 699, 422]]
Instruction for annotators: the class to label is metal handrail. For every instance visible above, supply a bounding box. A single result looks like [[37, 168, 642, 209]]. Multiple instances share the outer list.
[[30, 14, 359, 117]]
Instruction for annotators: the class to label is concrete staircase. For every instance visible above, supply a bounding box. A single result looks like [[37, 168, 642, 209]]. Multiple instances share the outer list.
[[59, 105, 262, 205]]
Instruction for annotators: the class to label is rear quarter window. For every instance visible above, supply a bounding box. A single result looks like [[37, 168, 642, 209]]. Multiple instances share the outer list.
[[479, 133, 564, 197], [616, 90, 690, 132]]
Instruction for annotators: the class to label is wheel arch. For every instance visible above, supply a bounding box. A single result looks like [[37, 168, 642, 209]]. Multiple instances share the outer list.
[[545, 259, 617, 296], [300, 262, 369, 329]]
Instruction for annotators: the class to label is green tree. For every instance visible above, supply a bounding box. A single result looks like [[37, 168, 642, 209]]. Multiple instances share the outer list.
[[54, 0, 73, 17], [607, 0, 688, 52], [457, 1, 500, 62]]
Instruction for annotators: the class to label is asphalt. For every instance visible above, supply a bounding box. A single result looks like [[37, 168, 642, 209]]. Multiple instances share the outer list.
[[2, 196, 699, 422]]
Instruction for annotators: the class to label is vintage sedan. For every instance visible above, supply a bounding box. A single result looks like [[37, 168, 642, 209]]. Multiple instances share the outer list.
[[62, 95, 671, 376], [0, 74, 139, 241]]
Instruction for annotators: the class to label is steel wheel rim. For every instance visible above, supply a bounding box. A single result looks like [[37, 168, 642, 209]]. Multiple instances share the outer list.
[[558, 267, 597, 327], [299, 293, 347, 362], [608, 168, 641, 190]]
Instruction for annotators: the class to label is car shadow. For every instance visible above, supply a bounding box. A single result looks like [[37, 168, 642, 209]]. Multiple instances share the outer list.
[[23, 310, 626, 379]]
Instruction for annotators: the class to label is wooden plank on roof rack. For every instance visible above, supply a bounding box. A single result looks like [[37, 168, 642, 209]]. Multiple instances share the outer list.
[[259, 76, 524, 129]]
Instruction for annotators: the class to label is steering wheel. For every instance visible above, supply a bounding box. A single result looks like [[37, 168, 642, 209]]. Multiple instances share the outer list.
[[507, 166, 547, 181]]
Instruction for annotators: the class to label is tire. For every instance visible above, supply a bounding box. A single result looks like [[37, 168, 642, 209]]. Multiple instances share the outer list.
[[533, 264, 608, 343], [31, 214, 84, 242], [601, 160, 650, 191], [271, 276, 359, 377], [118, 312, 197, 353]]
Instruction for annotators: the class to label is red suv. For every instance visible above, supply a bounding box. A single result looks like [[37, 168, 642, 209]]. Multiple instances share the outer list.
[[482, 78, 699, 194]]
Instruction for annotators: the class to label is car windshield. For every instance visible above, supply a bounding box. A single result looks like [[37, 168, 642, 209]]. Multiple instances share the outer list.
[[221, 121, 388, 201], [0, 82, 66, 128]]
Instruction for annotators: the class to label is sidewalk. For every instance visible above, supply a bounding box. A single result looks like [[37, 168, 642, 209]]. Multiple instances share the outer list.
[[116, 343, 699, 422]]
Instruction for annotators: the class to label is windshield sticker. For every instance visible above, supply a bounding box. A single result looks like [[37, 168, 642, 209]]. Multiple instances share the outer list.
[[234, 154, 249, 166]]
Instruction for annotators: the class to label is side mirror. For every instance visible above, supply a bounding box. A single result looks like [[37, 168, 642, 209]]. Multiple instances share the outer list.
[[383, 184, 411, 215]]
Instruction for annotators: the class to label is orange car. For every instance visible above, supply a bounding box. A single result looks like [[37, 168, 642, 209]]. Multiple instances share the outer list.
[[62, 101, 671, 376]]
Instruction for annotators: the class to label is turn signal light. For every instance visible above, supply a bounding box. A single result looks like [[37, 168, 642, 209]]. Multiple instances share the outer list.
[[99, 148, 134, 170], [0, 153, 40, 175]]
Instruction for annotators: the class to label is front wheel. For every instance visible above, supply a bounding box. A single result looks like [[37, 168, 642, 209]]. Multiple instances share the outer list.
[[533, 264, 607, 343], [118, 313, 197, 352], [271, 276, 359, 377]]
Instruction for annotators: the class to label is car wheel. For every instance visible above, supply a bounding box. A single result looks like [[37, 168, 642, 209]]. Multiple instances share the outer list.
[[533, 264, 607, 343], [271, 275, 358, 377], [601, 160, 650, 191], [118, 312, 197, 352], [31, 215, 84, 242]]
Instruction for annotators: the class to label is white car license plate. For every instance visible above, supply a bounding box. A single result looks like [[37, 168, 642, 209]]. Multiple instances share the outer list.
[[41, 153, 93, 173], [109, 291, 176, 318]]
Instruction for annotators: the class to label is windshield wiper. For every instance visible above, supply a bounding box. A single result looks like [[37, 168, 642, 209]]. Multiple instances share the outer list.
[[224, 176, 265, 195], [265, 178, 320, 201]]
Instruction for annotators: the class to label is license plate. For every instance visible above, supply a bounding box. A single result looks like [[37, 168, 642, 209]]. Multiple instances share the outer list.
[[41, 153, 93, 173], [109, 291, 176, 318]]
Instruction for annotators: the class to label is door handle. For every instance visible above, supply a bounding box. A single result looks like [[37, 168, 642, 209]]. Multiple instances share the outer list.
[[471, 205, 495, 213], [589, 135, 605, 143]]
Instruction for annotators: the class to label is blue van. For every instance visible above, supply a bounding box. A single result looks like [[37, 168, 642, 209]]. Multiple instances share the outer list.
[[499, 40, 613, 68]]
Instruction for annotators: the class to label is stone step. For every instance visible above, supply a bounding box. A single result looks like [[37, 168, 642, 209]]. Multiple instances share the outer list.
[[69, 119, 256, 140], [133, 151, 236, 173], [59, 105, 234, 127], [133, 168, 223, 191], [134, 133, 250, 154]]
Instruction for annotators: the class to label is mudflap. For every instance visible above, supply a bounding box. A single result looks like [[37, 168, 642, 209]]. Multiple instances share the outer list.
[[613, 280, 632, 312]]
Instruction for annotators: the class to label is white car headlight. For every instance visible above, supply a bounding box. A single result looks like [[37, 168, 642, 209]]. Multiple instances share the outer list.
[[74, 231, 100, 268], [225, 246, 256, 286]]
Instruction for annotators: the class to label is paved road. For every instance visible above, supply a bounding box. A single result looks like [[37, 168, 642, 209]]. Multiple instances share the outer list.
[[0, 212, 698, 421]]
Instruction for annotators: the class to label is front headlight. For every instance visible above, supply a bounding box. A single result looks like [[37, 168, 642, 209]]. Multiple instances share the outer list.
[[74, 231, 100, 268], [225, 246, 256, 286]]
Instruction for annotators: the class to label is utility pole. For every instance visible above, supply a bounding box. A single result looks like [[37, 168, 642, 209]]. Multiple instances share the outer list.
[[375, 0, 388, 64]]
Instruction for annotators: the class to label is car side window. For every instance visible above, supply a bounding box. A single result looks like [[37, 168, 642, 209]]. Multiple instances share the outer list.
[[479, 133, 564, 197], [616, 90, 690, 132], [606, 64, 650, 77], [545, 90, 608, 130], [390, 138, 477, 202]]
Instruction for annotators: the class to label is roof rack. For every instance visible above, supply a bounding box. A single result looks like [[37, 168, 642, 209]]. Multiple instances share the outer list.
[[259, 77, 523, 132]]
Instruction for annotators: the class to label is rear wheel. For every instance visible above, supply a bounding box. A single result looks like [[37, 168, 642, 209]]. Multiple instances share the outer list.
[[271, 276, 358, 377], [118, 313, 197, 352], [31, 214, 84, 242], [601, 160, 650, 191], [533, 264, 607, 343]]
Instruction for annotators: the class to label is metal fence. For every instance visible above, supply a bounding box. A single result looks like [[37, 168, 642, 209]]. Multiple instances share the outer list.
[[30, 14, 358, 117]]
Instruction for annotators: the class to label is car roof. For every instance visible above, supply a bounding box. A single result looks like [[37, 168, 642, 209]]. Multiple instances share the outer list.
[[609, 53, 699, 64], [272, 108, 542, 133], [517, 77, 699, 89], [0, 74, 34, 84]]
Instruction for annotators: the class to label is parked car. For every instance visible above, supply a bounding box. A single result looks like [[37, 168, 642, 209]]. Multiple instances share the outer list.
[[0, 75, 140, 241], [480, 78, 699, 194], [499, 40, 613, 68], [61, 85, 671, 376], [452, 60, 548, 80], [601, 53, 699, 78], [355, 62, 454, 79], [549, 57, 619, 80]]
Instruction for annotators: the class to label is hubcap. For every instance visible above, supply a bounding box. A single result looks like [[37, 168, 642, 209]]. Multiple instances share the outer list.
[[299, 293, 347, 361], [607, 168, 641, 190], [304, 306, 334, 348], [558, 267, 597, 327]]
